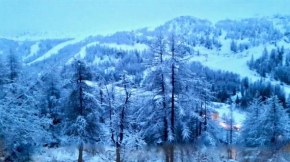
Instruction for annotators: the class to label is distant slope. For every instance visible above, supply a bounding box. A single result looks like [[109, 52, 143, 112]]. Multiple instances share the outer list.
[[2, 15, 290, 95], [27, 38, 85, 65], [24, 42, 40, 61]]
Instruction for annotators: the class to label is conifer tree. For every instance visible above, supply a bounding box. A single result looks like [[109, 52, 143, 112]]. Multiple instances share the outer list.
[[63, 59, 103, 162]]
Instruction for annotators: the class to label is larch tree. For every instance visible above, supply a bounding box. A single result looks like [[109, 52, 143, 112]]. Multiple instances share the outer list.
[[241, 96, 263, 146], [63, 59, 103, 162], [138, 33, 172, 161], [227, 103, 236, 159], [167, 33, 192, 161], [103, 72, 134, 162], [242, 95, 290, 147], [40, 72, 62, 147], [142, 33, 169, 144], [262, 96, 289, 146], [0, 51, 51, 161]]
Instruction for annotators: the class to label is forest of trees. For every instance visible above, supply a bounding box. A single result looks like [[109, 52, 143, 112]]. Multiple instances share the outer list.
[[248, 46, 290, 84], [0, 33, 290, 162]]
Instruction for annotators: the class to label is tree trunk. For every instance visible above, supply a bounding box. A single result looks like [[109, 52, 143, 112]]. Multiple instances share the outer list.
[[170, 145, 174, 162], [116, 146, 121, 162], [164, 116, 168, 142], [195, 117, 198, 138], [106, 85, 115, 144], [272, 98, 277, 144], [78, 60, 83, 116], [100, 89, 103, 105], [159, 40, 168, 143], [230, 105, 233, 145], [180, 146, 184, 162], [120, 83, 129, 144], [161, 73, 168, 142], [170, 34, 176, 142], [78, 143, 83, 162], [171, 63, 175, 139], [195, 105, 199, 138], [204, 98, 207, 132], [164, 145, 170, 162], [77, 62, 84, 162], [199, 104, 202, 136]]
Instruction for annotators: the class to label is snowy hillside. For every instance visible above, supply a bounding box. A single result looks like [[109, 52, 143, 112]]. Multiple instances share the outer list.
[[12, 15, 290, 95]]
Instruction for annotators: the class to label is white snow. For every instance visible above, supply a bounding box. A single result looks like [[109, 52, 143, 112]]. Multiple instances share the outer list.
[[100, 43, 148, 51], [80, 42, 99, 59], [32, 146, 112, 162], [212, 102, 246, 126], [27, 37, 85, 65], [66, 42, 100, 64], [66, 42, 148, 65], [85, 80, 99, 88], [23, 42, 40, 60], [191, 38, 290, 96]]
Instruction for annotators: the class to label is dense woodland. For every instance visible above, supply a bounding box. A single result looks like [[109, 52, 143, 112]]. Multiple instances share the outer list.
[[248, 46, 290, 84]]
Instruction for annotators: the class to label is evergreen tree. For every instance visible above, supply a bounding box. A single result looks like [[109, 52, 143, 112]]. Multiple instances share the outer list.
[[230, 40, 238, 53], [168, 33, 190, 141], [139, 33, 173, 161], [286, 94, 290, 113], [40, 72, 62, 147], [285, 53, 290, 66], [227, 103, 235, 159], [0, 63, 51, 161], [262, 96, 289, 145], [241, 96, 263, 146], [242, 96, 290, 146], [0, 56, 7, 86], [6, 49, 21, 83], [248, 55, 254, 70], [63, 59, 103, 162], [262, 47, 268, 60], [277, 46, 284, 65], [141, 33, 169, 144]]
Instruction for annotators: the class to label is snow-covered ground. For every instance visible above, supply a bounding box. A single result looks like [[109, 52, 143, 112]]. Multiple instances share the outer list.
[[66, 42, 100, 64], [23, 42, 40, 61], [100, 42, 148, 51], [32, 146, 113, 162], [79, 42, 100, 59], [191, 38, 290, 96], [211, 102, 246, 127], [27, 37, 86, 65], [67, 42, 148, 65]]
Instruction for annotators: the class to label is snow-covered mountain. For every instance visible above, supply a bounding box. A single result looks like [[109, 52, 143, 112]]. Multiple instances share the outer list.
[[1, 15, 290, 94]]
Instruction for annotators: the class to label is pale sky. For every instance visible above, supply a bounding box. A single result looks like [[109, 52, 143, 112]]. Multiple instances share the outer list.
[[0, 0, 289, 37]]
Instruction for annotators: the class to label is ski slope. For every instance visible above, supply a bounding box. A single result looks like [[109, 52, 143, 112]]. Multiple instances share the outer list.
[[66, 42, 100, 64], [23, 42, 40, 61], [67, 42, 148, 64], [27, 37, 85, 65]]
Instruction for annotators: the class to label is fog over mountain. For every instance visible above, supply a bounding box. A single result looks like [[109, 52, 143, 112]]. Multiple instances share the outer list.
[[1, 0, 290, 38]]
